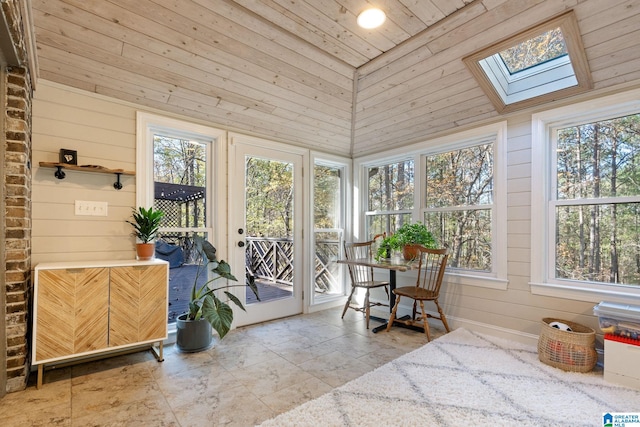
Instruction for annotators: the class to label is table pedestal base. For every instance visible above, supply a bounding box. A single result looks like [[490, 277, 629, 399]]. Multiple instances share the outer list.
[[371, 315, 426, 334]]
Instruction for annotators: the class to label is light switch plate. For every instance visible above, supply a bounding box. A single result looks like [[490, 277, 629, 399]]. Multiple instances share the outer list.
[[75, 200, 108, 216]]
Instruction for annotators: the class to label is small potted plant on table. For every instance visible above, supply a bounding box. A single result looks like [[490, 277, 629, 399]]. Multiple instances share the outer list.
[[376, 222, 437, 260], [127, 206, 163, 260]]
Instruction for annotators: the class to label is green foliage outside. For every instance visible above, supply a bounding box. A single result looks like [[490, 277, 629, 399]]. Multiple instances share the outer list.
[[424, 144, 493, 271], [499, 27, 567, 74], [153, 136, 207, 229], [245, 157, 294, 238], [555, 113, 640, 285]]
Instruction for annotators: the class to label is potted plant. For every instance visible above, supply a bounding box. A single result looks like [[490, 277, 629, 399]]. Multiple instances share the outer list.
[[176, 235, 259, 352], [127, 206, 164, 260], [376, 222, 437, 260]]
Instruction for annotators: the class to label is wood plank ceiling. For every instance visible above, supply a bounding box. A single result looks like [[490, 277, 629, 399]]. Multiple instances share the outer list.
[[31, 0, 640, 157]]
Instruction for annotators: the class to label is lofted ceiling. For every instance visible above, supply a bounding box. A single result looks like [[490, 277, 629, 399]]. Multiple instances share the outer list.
[[229, 0, 476, 68], [30, 0, 476, 156], [30, 0, 640, 157]]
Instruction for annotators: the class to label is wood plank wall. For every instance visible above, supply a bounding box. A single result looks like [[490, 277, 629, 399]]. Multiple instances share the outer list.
[[353, 0, 640, 156], [31, 83, 138, 265], [29, 0, 640, 344], [31, 0, 640, 158], [31, 0, 354, 156]]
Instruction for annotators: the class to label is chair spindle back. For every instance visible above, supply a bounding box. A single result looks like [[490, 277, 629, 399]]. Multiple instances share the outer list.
[[415, 247, 449, 295]]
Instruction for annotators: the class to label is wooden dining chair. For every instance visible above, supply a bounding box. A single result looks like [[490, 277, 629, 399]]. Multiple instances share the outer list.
[[385, 246, 450, 341], [342, 235, 389, 329]]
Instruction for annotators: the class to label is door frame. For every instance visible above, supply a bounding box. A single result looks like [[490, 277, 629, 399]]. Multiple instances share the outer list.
[[307, 152, 352, 311], [135, 112, 229, 334], [228, 133, 309, 326]]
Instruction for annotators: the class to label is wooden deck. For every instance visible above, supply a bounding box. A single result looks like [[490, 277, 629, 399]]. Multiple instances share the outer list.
[[167, 264, 292, 322]]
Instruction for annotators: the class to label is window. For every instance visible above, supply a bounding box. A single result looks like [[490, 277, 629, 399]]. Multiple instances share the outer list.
[[312, 158, 347, 301], [498, 27, 567, 74], [358, 123, 507, 286], [153, 135, 211, 323], [154, 135, 207, 231], [365, 158, 414, 238], [424, 143, 494, 272], [555, 116, 640, 284], [464, 10, 592, 113], [531, 89, 640, 301]]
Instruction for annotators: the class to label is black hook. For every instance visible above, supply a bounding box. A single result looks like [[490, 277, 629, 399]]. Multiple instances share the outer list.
[[54, 166, 66, 180], [113, 173, 123, 190]]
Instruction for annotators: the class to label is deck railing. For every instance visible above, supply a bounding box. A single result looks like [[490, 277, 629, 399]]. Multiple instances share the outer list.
[[245, 236, 340, 293]]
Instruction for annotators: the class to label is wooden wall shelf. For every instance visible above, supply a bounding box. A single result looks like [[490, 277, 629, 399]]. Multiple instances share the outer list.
[[39, 162, 135, 190]]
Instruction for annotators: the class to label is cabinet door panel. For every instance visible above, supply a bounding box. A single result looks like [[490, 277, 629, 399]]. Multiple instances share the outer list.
[[35, 268, 109, 361], [138, 264, 168, 341], [74, 268, 110, 352], [108, 266, 139, 346], [109, 265, 167, 346]]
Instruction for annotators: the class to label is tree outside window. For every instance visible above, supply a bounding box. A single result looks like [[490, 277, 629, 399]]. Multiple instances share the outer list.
[[366, 159, 414, 238], [424, 143, 494, 272], [554, 113, 640, 286]]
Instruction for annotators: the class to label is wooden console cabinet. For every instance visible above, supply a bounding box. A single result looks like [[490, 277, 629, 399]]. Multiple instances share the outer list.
[[32, 259, 169, 388]]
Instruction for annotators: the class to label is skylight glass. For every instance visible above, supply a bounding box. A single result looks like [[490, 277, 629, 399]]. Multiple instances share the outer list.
[[462, 10, 592, 113], [498, 28, 568, 75]]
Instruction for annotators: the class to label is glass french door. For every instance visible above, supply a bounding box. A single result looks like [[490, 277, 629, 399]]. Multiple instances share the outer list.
[[152, 133, 212, 326], [230, 138, 303, 326]]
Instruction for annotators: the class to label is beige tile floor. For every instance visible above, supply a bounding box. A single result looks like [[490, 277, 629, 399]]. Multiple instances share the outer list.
[[0, 306, 445, 426]]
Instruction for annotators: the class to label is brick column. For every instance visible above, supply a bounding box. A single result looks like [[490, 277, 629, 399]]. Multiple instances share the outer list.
[[3, 65, 32, 392], [2, 0, 35, 392]]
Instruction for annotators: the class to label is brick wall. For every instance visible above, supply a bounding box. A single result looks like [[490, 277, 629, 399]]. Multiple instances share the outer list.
[[4, 66, 32, 392], [2, 0, 34, 393]]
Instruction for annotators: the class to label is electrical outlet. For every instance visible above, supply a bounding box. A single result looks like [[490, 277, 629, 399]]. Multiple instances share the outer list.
[[75, 201, 108, 216]]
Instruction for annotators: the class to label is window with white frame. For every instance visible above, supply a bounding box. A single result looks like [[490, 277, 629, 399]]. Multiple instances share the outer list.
[[360, 123, 507, 285], [365, 158, 414, 239], [424, 142, 494, 272], [531, 89, 640, 301], [313, 159, 347, 300]]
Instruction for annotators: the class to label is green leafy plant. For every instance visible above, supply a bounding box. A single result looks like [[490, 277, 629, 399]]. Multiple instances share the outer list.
[[187, 235, 259, 339], [376, 222, 437, 260], [127, 206, 163, 243]]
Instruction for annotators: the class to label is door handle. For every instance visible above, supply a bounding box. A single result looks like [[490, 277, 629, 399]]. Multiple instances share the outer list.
[[238, 241, 245, 247]]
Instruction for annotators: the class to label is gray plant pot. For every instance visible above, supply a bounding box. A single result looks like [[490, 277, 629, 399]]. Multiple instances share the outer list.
[[175, 313, 213, 352]]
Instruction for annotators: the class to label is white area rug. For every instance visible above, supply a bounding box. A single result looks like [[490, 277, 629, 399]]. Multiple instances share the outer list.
[[260, 328, 640, 427]]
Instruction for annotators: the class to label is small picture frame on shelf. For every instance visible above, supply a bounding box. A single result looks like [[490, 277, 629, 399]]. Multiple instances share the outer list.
[[59, 149, 77, 165]]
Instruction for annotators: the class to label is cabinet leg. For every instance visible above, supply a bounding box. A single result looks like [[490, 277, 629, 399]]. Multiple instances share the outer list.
[[37, 365, 43, 389], [150, 342, 164, 362]]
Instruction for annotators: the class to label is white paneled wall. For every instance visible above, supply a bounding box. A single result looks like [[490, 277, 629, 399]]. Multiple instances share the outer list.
[[32, 82, 137, 265]]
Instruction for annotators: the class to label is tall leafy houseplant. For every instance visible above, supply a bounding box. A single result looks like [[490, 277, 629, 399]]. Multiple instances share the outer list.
[[376, 222, 437, 260], [127, 207, 164, 260], [176, 235, 259, 352]]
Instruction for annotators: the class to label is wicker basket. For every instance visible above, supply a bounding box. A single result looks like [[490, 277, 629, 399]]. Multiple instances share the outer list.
[[538, 317, 597, 372]]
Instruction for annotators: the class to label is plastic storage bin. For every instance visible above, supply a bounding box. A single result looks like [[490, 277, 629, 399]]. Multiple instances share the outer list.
[[593, 301, 640, 339], [603, 336, 640, 389]]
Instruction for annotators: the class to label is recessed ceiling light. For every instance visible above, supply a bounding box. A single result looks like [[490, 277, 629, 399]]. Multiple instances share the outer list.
[[357, 8, 386, 29]]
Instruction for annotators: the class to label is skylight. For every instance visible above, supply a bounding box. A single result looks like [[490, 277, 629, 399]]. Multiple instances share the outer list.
[[463, 11, 592, 113], [498, 27, 567, 74]]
